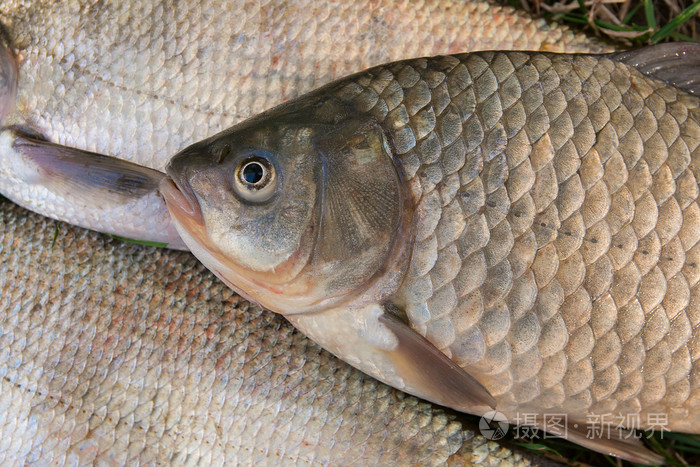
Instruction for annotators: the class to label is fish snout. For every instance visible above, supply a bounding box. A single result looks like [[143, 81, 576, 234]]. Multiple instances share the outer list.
[[163, 139, 229, 226]]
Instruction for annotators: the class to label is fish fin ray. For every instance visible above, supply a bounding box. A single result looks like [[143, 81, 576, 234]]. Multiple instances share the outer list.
[[612, 42, 700, 95], [287, 305, 495, 414], [541, 418, 664, 465], [378, 312, 496, 411], [11, 127, 165, 204]]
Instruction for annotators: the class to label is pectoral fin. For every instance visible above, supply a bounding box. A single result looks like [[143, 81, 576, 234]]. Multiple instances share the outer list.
[[287, 304, 495, 414], [377, 312, 495, 411]]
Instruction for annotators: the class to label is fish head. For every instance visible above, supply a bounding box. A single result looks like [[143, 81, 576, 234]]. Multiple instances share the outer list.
[[162, 95, 412, 314]]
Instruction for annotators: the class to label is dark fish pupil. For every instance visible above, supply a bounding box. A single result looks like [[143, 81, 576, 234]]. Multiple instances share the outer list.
[[242, 162, 264, 184]]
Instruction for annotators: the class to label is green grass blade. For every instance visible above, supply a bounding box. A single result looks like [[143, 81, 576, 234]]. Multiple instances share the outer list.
[[576, 0, 586, 14], [643, 0, 657, 30], [670, 31, 696, 42], [622, 3, 643, 24], [662, 432, 700, 448], [672, 445, 700, 454], [513, 442, 564, 459], [560, 14, 589, 25], [51, 224, 59, 248], [592, 19, 650, 32], [651, 0, 700, 42], [644, 432, 679, 465], [107, 234, 168, 248]]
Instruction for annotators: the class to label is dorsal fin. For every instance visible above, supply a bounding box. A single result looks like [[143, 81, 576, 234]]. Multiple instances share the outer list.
[[612, 42, 700, 95]]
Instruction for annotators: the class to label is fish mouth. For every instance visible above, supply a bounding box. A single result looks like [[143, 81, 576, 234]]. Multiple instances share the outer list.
[[159, 176, 204, 227], [158, 170, 303, 310]]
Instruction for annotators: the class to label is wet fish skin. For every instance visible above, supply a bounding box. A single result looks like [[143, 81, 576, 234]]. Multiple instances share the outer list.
[[0, 0, 612, 245], [0, 198, 537, 466], [0, 1, 610, 463], [162, 46, 700, 463]]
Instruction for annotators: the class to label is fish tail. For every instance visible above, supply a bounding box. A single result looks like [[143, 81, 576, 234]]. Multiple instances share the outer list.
[[0, 22, 18, 123]]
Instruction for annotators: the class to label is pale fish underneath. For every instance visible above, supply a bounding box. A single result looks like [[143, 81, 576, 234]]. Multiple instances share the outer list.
[[0, 0, 612, 247]]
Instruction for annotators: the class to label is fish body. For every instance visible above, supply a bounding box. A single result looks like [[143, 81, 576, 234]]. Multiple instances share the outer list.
[[0, 0, 611, 245], [0, 1, 618, 463], [163, 45, 700, 462], [0, 198, 538, 466]]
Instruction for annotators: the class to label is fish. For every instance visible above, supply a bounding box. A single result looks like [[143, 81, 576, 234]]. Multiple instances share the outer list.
[[0, 1, 617, 464], [0, 197, 544, 466], [0, 0, 612, 247], [160, 43, 700, 464]]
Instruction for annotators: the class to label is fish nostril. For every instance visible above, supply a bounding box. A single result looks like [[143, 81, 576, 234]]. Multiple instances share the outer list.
[[165, 151, 193, 178], [216, 145, 230, 164]]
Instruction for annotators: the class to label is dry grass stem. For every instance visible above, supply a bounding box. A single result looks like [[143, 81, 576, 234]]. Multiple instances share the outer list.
[[518, 0, 700, 43]]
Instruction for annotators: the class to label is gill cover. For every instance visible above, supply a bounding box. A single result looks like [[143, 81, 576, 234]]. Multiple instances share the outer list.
[[312, 116, 408, 305]]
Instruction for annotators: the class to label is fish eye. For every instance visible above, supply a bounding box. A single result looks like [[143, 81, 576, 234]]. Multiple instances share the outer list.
[[233, 154, 277, 202]]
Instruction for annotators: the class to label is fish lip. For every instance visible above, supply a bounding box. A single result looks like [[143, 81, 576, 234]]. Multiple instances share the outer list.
[[159, 176, 204, 226]]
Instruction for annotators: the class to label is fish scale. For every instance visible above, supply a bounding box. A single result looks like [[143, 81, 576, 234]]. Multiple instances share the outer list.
[[0, 0, 656, 463], [0, 199, 541, 466], [325, 50, 700, 430], [0, 0, 613, 248], [2, 0, 610, 171]]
